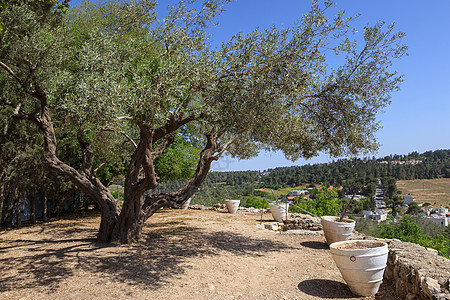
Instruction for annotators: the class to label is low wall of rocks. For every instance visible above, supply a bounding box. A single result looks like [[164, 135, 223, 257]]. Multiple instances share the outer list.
[[382, 239, 450, 300], [283, 214, 322, 231]]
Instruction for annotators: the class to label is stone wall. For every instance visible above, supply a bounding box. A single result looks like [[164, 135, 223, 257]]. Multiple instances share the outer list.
[[383, 239, 450, 300]]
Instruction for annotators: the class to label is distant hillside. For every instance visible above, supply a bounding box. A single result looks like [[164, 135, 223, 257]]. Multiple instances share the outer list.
[[206, 149, 450, 188], [152, 149, 450, 206], [397, 178, 450, 207]]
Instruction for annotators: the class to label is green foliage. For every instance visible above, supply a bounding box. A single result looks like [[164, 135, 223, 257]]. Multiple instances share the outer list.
[[253, 190, 272, 199], [379, 215, 423, 242], [0, 0, 410, 237], [242, 195, 268, 209], [291, 188, 341, 217], [410, 215, 447, 237], [154, 129, 202, 182], [111, 190, 124, 202], [406, 202, 420, 215], [355, 218, 381, 237], [207, 150, 450, 193], [376, 215, 450, 259]]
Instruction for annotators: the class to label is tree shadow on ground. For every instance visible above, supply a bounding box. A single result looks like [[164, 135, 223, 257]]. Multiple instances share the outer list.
[[0, 218, 295, 293], [300, 241, 329, 250], [298, 279, 357, 298], [298, 279, 400, 299]]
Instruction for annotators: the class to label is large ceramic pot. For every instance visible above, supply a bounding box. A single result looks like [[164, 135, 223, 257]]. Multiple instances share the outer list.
[[225, 199, 240, 214], [321, 216, 355, 245], [269, 202, 289, 222], [329, 240, 389, 297]]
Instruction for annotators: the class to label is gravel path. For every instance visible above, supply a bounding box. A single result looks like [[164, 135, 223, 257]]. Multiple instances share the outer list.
[[0, 209, 399, 300]]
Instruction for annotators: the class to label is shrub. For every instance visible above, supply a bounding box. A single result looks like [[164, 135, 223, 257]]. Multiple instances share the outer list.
[[243, 195, 268, 209], [291, 189, 341, 217]]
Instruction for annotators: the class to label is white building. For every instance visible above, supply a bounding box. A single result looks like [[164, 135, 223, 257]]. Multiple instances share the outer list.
[[426, 216, 449, 227], [345, 194, 364, 201], [288, 190, 308, 197], [362, 210, 372, 219], [362, 210, 387, 222], [437, 206, 449, 214]]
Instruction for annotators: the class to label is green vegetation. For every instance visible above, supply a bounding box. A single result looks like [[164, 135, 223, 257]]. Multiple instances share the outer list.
[[378, 216, 450, 259], [257, 186, 307, 197], [291, 189, 341, 217], [356, 216, 450, 259], [1, 0, 407, 243], [202, 150, 450, 194], [242, 195, 268, 209]]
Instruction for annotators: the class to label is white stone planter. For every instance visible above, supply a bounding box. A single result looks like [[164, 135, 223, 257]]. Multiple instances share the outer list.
[[225, 199, 240, 214], [269, 203, 289, 222], [321, 216, 355, 245], [180, 197, 191, 209], [329, 240, 389, 297]]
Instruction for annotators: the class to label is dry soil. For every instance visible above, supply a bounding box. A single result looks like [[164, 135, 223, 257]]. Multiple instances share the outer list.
[[0, 209, 399, 300]]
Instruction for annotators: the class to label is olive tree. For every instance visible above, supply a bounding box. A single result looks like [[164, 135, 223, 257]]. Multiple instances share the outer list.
[[0, 0, 407, 243]]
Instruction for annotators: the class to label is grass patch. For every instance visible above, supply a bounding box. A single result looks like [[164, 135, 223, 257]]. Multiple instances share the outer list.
[[256, 185, 307, 196], [397, 178, 450, 208]]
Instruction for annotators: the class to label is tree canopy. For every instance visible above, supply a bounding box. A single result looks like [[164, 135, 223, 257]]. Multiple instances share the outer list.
[[0, 0, 407, 243]]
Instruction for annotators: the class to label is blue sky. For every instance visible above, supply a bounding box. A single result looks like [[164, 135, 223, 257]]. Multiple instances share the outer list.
[[70, 0, 450, 172]]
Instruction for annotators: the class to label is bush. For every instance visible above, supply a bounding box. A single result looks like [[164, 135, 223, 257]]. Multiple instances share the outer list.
[[243, 195, 268, 209], [254, 190, 272, 199], [291, 189, 341, 217], [355, 218, 380, 237], [375, 215, 450, 259]]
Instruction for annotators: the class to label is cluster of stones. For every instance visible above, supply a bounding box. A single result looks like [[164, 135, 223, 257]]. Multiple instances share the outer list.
[[282, 214, 322, 231], [382, 239, 450, 300]]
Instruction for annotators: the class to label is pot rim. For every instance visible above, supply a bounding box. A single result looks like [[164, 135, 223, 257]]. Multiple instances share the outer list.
[[321, 215, 355, 224], [330, 239, 387, 251]]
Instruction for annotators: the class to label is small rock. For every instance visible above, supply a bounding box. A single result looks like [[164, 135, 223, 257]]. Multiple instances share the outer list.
[[209, 284, 216, 291], [264, 223, 279, 231], [435, 293, 450, 300], [425, 247, 438, 255], [421, 277, 441, 298]]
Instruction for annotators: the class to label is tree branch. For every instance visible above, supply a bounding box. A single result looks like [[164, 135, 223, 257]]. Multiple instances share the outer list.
[[9, 101, 42, 128], [151, 134, 175, 160], [141, 132, 220, 219], [213, 133, 241, 160], [0, 28, 8, 45], [117, 116, 133, 120], [77, 131, 95, 177], [153, 113, 200, 141], [102, 128, 138, 149], [94, 163, 105, 174], [0, 61, 24, 86]]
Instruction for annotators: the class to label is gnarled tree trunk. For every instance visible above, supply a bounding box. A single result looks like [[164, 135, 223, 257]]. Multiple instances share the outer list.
[[24, 88, 121, 242], [111, 133, 222, 243]]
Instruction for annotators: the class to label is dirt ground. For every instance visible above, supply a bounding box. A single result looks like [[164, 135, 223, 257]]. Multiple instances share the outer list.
[[0, 209, 399, 300]]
